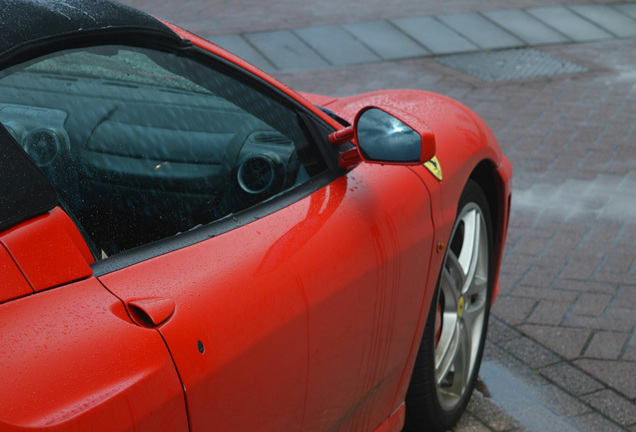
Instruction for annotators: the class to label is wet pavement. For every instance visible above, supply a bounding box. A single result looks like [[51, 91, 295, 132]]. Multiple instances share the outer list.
[[204, 4, 636, 73], [119, 0, 636, 430]]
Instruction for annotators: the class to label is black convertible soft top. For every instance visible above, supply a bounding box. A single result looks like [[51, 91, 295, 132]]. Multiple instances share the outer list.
[[0, 0, 185, 231], [0, 0, 183, 67]]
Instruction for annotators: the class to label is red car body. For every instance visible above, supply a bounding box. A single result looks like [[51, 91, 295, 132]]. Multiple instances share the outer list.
[[0, 1, 511, 431]]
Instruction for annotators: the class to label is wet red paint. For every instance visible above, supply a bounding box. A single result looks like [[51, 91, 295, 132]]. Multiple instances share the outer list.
[[0, 13, 512, 432]]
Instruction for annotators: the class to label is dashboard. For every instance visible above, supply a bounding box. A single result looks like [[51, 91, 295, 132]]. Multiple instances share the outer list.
[[0, 71, 302, 255]]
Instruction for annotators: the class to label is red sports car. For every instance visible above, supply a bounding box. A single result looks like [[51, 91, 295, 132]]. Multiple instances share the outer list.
[[0, 1, 512, 431]]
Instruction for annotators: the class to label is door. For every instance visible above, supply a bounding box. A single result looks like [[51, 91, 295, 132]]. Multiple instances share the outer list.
[[0, 40, 435, 431], [98, 162, 433, 432], [295, 163, 434, 431], [99, 209, 311, 431]]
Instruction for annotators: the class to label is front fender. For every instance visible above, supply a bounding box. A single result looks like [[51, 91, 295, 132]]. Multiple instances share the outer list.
[[324, 89, 512, 417], [323, 89, 506, 247], [306, 89, 512, 418]]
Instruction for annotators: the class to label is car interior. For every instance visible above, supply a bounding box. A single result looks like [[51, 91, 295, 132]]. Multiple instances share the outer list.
[[0, 45, 326, 258]]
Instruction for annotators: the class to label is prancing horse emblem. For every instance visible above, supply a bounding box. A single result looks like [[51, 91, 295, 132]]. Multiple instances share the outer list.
[[424, 156, 443, 182]]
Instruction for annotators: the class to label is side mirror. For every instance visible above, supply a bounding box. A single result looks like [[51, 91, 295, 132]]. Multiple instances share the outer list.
[[329, 106, 436, 168]]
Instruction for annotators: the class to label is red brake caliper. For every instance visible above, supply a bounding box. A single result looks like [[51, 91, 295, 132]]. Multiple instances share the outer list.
[[435, 303, 442, 346]]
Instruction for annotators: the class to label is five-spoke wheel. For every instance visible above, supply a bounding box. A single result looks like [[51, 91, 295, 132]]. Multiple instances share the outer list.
[[404, 180, 493, 432]]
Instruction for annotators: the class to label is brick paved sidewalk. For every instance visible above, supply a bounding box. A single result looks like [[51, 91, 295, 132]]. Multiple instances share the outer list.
[[122, 0, 626, 36], [123, 1, 636, 75], [121, 1, 636, 430]]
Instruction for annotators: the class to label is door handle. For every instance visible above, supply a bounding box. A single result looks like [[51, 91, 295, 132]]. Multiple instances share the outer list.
[[126, 297, 175, 328]]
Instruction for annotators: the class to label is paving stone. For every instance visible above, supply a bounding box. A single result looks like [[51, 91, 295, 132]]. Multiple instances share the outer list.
[[570, 412, 630, 432], [526, 300, 571, 325], [496, 272, 520, 296], [518, 265, 562, 288], [518, 324, 591, 359], [491, 297, 536, 326], [465, 389, 527, 432], [540, 383, 592, 417], [390, 16, 478, 55], [509, 287, 578, 302], [436, 13, 525, 50], [504, 254, 568, 269], [497, 263, 528, 292], [599, 253, 636, 274], [450, 411, 493, 432], [613, 3, 636, 20], [539, 362, 605, 396], [342, 21, 430, 60], [569, 5, 636, 38], [499, 336, 561, 368], [508, 207, 540, 229], [571, 293, 612, 317], [613, 286, 636, 309], [560, 259, 601, 281], [481, 9, 570, 45], [601, 190, 636, 221], [475, 382, 582, 432], [487, 316, 522, 344], [527, 7, 614, 42], [553, 279, 617, 295], [628, 333, 636, 350], [483, 340, 509, 362], [118, 0, 636, 38], [510, 235, 550, 256], [244, 30, 330, 71], [293, 25, 380, 66], [509, 227, 555, 240], [563, 315, 635, 333], [526, 406, 583, 431], [542, 231, 589, 258], [491, 355, 551, 388], [568, 249, 607, 263], [626, 344, 636, 362], [582, 389, 636, 426], [584, 331, 629, 360], [514, 137, 552, 155], [207, 34, 277, 73], [575, 359, 636, 399], [606, 306, 636, 322], [595, 272, 636, 286]]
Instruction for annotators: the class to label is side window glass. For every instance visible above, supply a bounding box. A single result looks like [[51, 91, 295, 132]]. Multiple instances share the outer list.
[[0, 45, 327, 258]]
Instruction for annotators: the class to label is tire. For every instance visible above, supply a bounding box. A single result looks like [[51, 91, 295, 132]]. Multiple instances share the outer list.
[[404, 180, 494, 432]]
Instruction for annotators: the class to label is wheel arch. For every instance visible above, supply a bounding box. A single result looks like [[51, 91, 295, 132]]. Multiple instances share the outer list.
[[467, 157, 512, 302], [468, 160, 498, 243]]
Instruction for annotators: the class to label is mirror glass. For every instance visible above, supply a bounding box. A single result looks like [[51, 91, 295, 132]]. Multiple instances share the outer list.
[[356, 108, 420, 163]]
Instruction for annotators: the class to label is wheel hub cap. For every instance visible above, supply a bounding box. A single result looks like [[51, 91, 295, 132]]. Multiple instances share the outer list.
[[434, 204, 489, 411]]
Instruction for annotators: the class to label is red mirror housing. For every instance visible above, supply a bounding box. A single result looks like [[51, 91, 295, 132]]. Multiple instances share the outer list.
[[329, 105, 436, 169]]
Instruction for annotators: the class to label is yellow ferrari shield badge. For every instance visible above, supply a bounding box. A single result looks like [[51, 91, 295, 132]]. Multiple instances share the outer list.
[[424, 156, 443, 182]]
